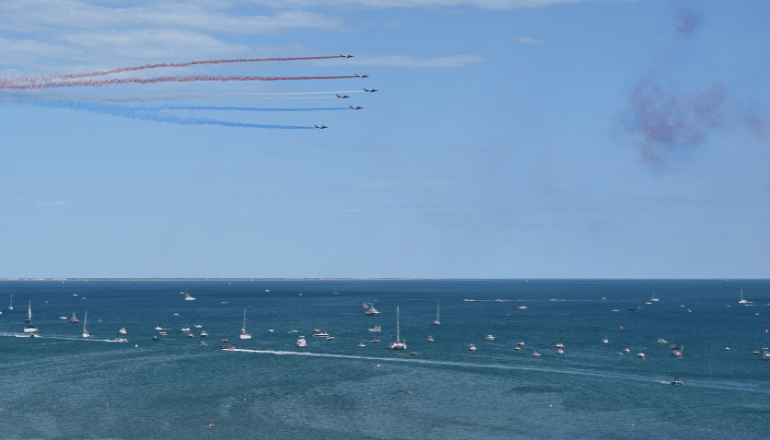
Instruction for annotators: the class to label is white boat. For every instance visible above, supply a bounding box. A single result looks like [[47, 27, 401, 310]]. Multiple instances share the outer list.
[[514, 346, 521, 351], [739, 288, 748, 304], [651, 291, 659, 302], [427, 336, 434, 342], [557, 348, 564, 355], [637, 352, 645, 358], [193, 325, 202, 329], [433, 301, 440, 325], [312, 331, 329, 338], [532, 350, 541, 357], [518, 341, 525, 346], [623, 348, 630, 353], [184, 293, 195, 301], [366, 307, 381, 316], [556, 343, 564, 348], [469, 344, 477, 351], [59, 316, 67, 320], [358, 342, 365, 347], [602, 338, 609, 344], [762, 351, 770, 361], [119, 327, 127, 335], [485, 335, 495, 341], [657, 338, 668, 343], [387, 306, 407, 350], [671, 378, 682, 385], [82, 311, 91, 338], [181, 327, 190, 332], [154, 326, 163, 331], [116, 338, 128, 343], [9, 293, 12, 310], [240, 309, 252, 340], [368, 326, 381, 332], [672, 346, 683, 358], [200, 331, 208, 337], [518, 305, 527, 310]]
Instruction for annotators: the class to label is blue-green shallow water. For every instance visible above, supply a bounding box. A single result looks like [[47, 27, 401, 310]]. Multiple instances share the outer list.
[[0, 279, 768, 439]]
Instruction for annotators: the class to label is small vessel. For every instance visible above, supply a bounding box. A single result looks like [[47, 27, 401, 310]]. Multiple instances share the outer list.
[[82, 311, 90, 338], [371, 338, 380, 343], [672, 346, 683, 358], [532, 350, 541, 357], [268, 329, 274, 333], [154, 326, 162, 331], [70, 312, 79, 323], [657, 339, 668, 344], [297, 336, 307, 348], [637, 352, 645, 358], [116, 338, 128, 343], [557, 348, 564, 355], [725, 347, 730, 351], [368, 326, 382, 332], [312, 331, 330, 338], [184, 290, 195, 301], [240, 309, 252, 340], [602, 338, 609, 344], [363, 302, 369, 308], [358, 342, 365, 347], [326, 336, 334, 340], [485, 335, 495, 341], [651, 291, 659, 302], [386, 306, 407, 350], [9, 293, 12, 310], [221, 338, 228, 343], [152, 336, 159, 341], [433, 301, 440, 325], [181, 327, 190, 333], [193, 325, 202, 329], [25, 301, 32, 323], [159, 331, 167, 335], [624, 348, 630, 353], [173, 313, 179, 316], [738, 288, 748, 304], [469, 344, 477, 351], [762, 351, 770, 361], [201, 341, 207, 346], [119, 328, 127, 335], [409, 351, 417, 356], [627, 308, 635, 311], [518, 341, 525, 346], [687, 309, 692, 313], [200, 331, 208, 337], [556, 343, 564, 348], [427, 336, 434, 342], [366, 306, 381, 316], [518, 305, 527, 310], [514, 346, 521, 351], [187, 333, 195, 338], [220, 344, 233, 351], [288, 329, 298, 334], [59, 316, 67, 320], [671, 378, 682, 386]]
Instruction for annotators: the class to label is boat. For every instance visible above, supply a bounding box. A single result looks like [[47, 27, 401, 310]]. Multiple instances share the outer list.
[[239, 309, 252, 340], [556, 343, 564, 348], [518, 341, 525, 346], [651, 291, 659, 302], [672, 346, 683, 358], [532, 350, 541, 357], [602, 338, 609, 344], [200, 341, 207, 346], [181, 327, 190, 333], [70, 312, 79, 323], [193, 325, 202, 329], [624, 348, 630, 353], [514, 346, 521, 351], [671, 378, 682, 385], [409, 352, 417, 356], [220, 344, 233, 351], [358, 342, 365, 347], [152, 336, 159, 341], [116, 338, 128, 343], [326, 336, 334, 340], [371, 338, 380, 343], [82, 311, 90, 338], [427, 336, 434, 342], [762, 351, 770, 361], [557, 348, 564, 355], [173, 313, 179, 316], [637, 352, 645, 358], [268, 329, 274, 333], [433, 301, 440, 325], [739, 288, 748, 304], [187, 333, 195, 338], [485, 335, 494, 341], [119, 327, 127, 335], [518, 305, 527, 310], [200, 331, 208, 337], [25, 301, 31, 323], [221, 338, 228, 343], [368, 326, 381, 332], [469, 344, 477, 351], [9, 293, 12, 310], [297, 336, 307, 348], [159, 331, 167, 336], [366, 306, 381, 316], [386, 306, 407, 350], [627, 308, 635, 311], [658, 338, 668, 344], [154, 326, 162, 331], [312, 331, 330, 338], [184, 293, 195, 301], [725, 347, 730, 351], [59, 316, 67, 320]]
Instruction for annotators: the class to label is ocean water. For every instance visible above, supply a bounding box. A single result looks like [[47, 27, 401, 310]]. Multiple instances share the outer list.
[[0, 279, 768, 439]]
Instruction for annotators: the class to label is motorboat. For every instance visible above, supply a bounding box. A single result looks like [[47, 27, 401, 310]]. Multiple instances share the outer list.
[[672, 346, 683, 358], [152, 336, 159, 341], [469, 344, 477, 352], [371, 338, 380, 343], [296, 336, 307, 348], [312, 331, 330, 338], [637, 352, 645, 358], [358, 342, 365, 347], [119, 328, 127, 335], [116, 338, 128, 343], [366, 307, 381, 316], [193, 325, 202, 329], [409, 351, 417, 356], [624, 348, 630, 353], [181, 327, 190, 333], [602, 338, 609, 344], [368, 326, 382, 332], [518, 341, 525, 346], [222, 338, 228, 343], [268, 329, 274, 333], [187, 333, 195, 338], [154, 326, 163, 331], [485, 335, 495, 341], [557, 348, 564, 355], [184, 293, 195, 301], [159, 331, 167, 336], [427, 336, 434, 342], [514, 346, 521, 351], [386, 306, 407, 350], [532, 350, 541, 357], [671, 378, 682, 385], [657, 339, 668, 344], [326, 336, 334, 340], [518, 305, 527, 310], [200, 331, 208, 337], [59, 316, 67, 320], [556, 343, 564, 348]]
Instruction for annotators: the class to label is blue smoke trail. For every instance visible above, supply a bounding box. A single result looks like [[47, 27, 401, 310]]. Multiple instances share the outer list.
[[12, 99, 315, 130]]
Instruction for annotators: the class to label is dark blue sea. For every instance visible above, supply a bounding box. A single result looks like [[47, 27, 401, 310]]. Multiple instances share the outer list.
[[0, 279, 768, 439]]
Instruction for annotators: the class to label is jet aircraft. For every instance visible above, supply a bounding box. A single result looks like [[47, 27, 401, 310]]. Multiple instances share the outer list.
[[340, 53, 354, 58], [314, 124, 328, 129], [336, 94, 349, 99], [354, 73, 368, 79], [363, 88, 378, 93], [349, 105, 362, 110]]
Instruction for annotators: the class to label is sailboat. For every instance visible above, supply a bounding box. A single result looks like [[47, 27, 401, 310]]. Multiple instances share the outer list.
[[651, 291, 659, 302], [82, 311, 91, 338], [433, 301, 440, 325], [387, 306, 407, 350], [9, 293, 12, 310], [70, 312, 79, 323], [738, 288, 748, 304], [239, 308, 252, 340], [23, 301, 38, 333]]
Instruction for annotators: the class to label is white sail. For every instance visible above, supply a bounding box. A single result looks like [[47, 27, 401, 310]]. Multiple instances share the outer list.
[[83, 310, 90, 338], [388, 306, 407, 350], [240, 308, 252, 339]]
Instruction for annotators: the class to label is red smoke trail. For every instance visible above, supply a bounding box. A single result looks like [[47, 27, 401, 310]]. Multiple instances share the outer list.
[[1, 75, 358, 91]]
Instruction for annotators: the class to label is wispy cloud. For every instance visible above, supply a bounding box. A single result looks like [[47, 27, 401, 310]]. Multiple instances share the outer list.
[[514, 37, 546, 45], [342, 55, 486, 68]]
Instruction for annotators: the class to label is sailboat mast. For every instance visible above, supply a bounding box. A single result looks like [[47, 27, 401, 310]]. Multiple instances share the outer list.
[[396, 306, 400, 343], [243, 309, 246, 330], [84, 310, 87, 332], [28, 301, 32, 320]]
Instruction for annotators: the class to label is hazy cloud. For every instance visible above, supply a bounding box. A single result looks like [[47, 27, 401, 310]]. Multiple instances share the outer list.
[[514, 37, 546, 45]]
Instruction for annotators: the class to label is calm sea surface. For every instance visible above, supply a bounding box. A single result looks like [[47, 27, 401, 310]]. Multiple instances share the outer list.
[[0, 279, 768, 439]]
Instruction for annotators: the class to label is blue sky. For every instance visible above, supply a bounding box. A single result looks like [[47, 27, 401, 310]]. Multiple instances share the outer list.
[[1, 0, 768, 278]]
